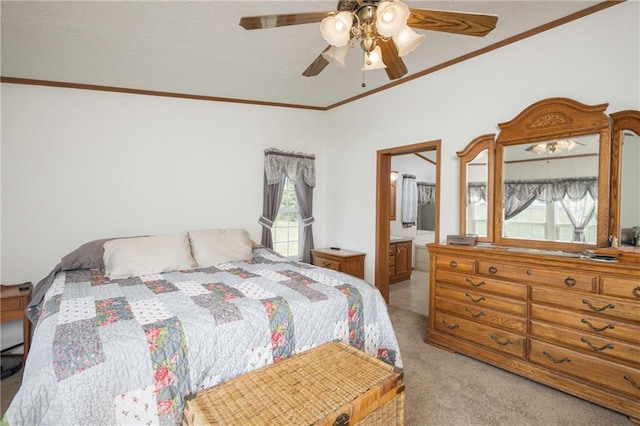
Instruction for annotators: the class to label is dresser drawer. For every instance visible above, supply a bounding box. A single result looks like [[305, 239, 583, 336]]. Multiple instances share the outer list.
[[436, 297, 526, 332], [477, 260, 596, 292], [530, 319, 640, 366], [434, 311, 526, 358], [435, 284, 526, 316], [531, 304, 640, 346], [529, 339, 640, 399], [435, 255, 475, 274], [531, 286, 640, 322], [435, 269, 527, 300], [601, 276, 640, 301]]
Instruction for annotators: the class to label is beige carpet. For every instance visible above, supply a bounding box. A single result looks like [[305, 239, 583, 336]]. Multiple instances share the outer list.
[[1, 275, 631, 425]]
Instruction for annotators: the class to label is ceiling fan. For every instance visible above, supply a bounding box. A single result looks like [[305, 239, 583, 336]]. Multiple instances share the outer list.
[[239, 0, 498, 81], [525, 139, 585, 155]]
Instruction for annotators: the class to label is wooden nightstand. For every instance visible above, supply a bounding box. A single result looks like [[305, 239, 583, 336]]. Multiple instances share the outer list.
[[1, 282, 32, 363], [310, 248, 366, 279]]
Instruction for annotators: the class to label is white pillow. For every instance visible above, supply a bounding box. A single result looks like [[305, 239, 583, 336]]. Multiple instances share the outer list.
[[103, 233, 196, 279], [188, 228, 253, 267]]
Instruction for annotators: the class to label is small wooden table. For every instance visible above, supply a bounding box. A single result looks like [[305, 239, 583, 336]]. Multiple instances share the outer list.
[[0, 282, 32, 364], [311, 248, 366, 279]]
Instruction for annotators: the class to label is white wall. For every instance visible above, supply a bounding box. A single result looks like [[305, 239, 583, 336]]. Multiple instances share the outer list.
[[324, 2, 640, 281], [1, 85, 327, 286]]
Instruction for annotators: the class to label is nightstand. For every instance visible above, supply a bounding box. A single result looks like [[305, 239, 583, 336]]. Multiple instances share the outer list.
[[1, 282, 32, 365], [310, 248, 366, 279]]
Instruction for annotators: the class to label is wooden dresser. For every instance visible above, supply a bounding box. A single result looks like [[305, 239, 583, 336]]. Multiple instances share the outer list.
[[426, 244, 640, 422], [311, 248, 365, 279]]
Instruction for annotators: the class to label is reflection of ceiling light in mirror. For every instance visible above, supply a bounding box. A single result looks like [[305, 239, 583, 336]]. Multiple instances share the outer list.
[[527, 139, 582, 155]]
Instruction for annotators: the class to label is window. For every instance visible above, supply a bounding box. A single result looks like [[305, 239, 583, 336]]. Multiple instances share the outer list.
[[504, 199, 596, 243], [468, 200, 487, 235], [272, 178, 301, 258]]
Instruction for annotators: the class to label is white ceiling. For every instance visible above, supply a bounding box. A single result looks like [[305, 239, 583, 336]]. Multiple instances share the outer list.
[[1, 1, 617, 109]]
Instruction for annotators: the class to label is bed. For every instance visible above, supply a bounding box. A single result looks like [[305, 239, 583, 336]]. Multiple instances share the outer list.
[[3, 230, 402, 425]]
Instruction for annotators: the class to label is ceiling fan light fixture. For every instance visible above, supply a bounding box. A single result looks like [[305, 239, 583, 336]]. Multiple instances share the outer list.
[[362, 45, 387, 71], [392, 26, 426, 57], [320, 11, 353, 47], [376, 1, 410, 37], [557, 139, 578, 151], [322, 45, 349, 68]]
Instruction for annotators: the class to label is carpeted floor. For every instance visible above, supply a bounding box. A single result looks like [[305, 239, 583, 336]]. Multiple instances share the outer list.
[[1, 271, 632, 424]]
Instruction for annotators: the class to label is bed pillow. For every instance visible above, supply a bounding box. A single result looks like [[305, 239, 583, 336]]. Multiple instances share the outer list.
[[103, 233, 196, 279], [188, 228, 253, 267]]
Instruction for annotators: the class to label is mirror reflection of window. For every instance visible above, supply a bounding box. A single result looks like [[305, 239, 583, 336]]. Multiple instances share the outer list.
[[466, 149, 488, 237], [620, 131, 640, 245], [502, 134, 599, 244]]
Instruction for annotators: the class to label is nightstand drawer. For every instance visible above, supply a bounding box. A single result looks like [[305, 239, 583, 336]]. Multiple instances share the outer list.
[[0, 297, 22, 311], [313, 257, 341, 271]]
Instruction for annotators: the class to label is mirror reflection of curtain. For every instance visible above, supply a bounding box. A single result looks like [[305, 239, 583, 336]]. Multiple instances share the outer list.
[[503, 177, 597, 242], [401, 174, 417, 227], [561, 194, 596, 242], [260, 148, 316, 262], [467, 182, 487, 204], [417, 182, 435, 205]]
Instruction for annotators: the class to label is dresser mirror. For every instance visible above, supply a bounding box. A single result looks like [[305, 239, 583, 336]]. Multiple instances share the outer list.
[[457, 134, 494, 242], [494, 98, 611, 250], [610, 110, 640, 246]]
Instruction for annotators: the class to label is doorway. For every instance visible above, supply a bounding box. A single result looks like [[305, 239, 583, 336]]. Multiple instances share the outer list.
[[374, 140, 441, 303]]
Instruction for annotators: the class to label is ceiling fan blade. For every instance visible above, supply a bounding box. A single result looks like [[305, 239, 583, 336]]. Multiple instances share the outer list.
[[302, 47, 331, 77], [378, 40, 408, 81], [240, 11, 330, 30], [408, 8, 498, 37]]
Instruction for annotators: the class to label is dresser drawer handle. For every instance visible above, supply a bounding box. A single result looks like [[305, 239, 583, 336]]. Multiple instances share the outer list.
[[465, 278, 486, 288], [624, 375, 640, 391], [488, 266, 498, 274], [442, 320, 460, 330], [450, 260, 458, 268], [564, 276, 576, 287], [465, 307, 485, 318], [465, 292, 486, 303], [581, 299, 614, 312], [581, 319, 615, 332], [633, 286, 640, 299], [322, 261, 332, 267], [543, 350, 571, 364], [580, 337, 614, 352], [490, 334, 513, 346]]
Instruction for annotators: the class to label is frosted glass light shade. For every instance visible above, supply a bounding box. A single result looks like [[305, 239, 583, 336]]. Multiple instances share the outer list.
[[362, 46, 387, 71], [392, 26, 425, 57], [322, 45, 349, 68], [320, 11, 353, 47], [376, 1, 410, 37]]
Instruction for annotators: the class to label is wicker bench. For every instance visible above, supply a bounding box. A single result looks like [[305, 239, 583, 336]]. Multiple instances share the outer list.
[[183, 341, 405, 425]]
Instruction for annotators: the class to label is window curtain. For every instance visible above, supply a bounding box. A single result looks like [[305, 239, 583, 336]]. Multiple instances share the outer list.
[[401, 174, 418, 227], [467, 182, 487, 204], [561, 194, 596, 242], [417, 182, 436, 205], [503, 177, 598, 241], [259, 148, 316, 262]]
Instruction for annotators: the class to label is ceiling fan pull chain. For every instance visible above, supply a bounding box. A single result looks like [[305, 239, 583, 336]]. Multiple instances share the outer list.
[[361, 52, 367, 87]]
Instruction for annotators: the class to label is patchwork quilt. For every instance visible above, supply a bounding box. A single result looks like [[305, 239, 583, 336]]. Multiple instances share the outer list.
[[4, 248, 402, 425]]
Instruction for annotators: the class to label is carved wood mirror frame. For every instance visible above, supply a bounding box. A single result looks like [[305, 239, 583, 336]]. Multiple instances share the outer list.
[[493, 97, 611, 251], [457, 133, 495, 242]]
